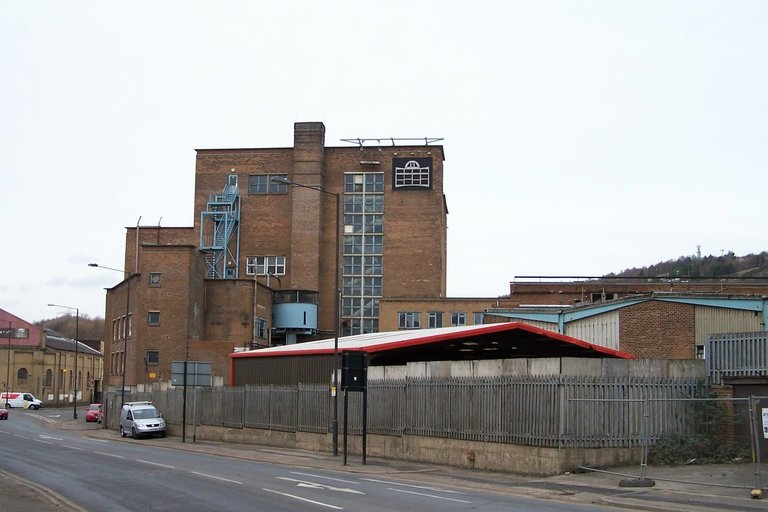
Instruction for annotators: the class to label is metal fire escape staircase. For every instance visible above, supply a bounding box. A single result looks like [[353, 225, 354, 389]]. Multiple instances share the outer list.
[[200, 174, 241, 279]]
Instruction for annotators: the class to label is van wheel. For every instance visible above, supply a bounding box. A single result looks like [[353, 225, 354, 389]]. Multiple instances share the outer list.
[[120, 426, 126, 438], [131, 427, 138, 440]]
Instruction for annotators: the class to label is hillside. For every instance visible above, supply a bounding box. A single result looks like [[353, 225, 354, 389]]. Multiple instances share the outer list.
[[34, 314, 104, 341], [607, 251, 768, 279]]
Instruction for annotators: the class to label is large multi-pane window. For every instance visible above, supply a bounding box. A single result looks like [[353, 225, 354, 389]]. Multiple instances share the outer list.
[[248, 174, 288, 194], [394, 158, 431, 188], [246, 256, 286, 276], [342, 173, 384, 335]]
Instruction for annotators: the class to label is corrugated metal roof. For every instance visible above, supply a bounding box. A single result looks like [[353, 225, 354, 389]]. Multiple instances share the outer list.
[[230, 322, 634, 361], [44, 329, 102, 356]]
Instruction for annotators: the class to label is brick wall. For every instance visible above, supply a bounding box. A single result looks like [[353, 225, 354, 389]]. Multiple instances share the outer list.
[[619, 300, 695, 358]]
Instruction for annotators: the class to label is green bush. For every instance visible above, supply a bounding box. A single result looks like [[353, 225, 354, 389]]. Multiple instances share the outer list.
[[649, 433, 748, 466]]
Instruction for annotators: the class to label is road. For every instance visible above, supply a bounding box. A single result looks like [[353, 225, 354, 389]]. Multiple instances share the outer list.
[[0, 408, 623, 512]]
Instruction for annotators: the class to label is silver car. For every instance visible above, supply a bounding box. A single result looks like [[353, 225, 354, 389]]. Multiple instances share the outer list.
[[119, 401, 166, 439]]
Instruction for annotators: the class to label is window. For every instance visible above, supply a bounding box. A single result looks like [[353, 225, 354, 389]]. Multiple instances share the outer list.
[[451, 312, 466, 327], [148, 311, 160, 326], [17, 368, 27, 385], [255, 317, 267, 339], [248, 174, 288, 194], [146, 350, 159, 365], [428, 312, 443, 328], [473, 312, 485, 325], [393, 158, 431, 188], [149, 272, 162, 287], [44, 369, 52, 387], [398, 312, 420, 329], [342, 173, 384, 336], [246, 256, 286, 276]]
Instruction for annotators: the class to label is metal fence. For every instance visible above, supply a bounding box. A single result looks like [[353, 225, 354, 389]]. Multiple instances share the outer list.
[[707, 331, 768, 384], [105, 375, 716, 449]]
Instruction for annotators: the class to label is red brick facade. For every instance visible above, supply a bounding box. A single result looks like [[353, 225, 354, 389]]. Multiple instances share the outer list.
[[618, 300, 695, 359], [103, 122, 448, 388]]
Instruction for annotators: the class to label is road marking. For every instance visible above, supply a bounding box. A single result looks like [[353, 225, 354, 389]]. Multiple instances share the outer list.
[[387, 488, 472, 504], [278, 477, 364, 494], [190, 471, 243, 485], [61, 444, 85, 451], [290, 472, 359, 485], [34, 440, 56, 445], [95, 451, 125, 459], [263, 488, 343, 510], [137, 460, 175, 469], [39, 434, 63, 441], [361, 478, 466, 494]]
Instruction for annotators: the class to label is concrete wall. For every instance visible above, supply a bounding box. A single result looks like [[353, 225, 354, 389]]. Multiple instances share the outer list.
[[368, 357, 706, 380], [176, 423, 641, 477]]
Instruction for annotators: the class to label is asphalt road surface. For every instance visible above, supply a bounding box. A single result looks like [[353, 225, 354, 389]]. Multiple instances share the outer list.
[[0, 408, 621, 512]]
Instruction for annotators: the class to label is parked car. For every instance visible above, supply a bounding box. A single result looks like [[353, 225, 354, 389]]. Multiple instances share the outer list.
[[0, 406, 8, 420], [120, 401, 166, 439], [85, 403, 102, 423]]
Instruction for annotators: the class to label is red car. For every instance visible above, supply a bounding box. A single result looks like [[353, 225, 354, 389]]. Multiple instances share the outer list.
[[0, 406, 7, 420], [85, 403, 102, 423]]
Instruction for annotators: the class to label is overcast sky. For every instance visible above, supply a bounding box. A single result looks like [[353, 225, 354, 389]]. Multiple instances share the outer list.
[[2, 1, 766, 323]]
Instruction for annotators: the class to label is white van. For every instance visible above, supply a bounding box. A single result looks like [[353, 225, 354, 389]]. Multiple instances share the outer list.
[[1, 392, 43, 410], [120, 401, 166, 439]]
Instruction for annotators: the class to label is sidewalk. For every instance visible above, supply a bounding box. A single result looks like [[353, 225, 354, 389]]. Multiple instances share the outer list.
[[9, 415, 768, 511]]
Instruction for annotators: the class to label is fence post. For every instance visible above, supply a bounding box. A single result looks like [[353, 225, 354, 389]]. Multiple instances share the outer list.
[[748, 395, 763, 495]]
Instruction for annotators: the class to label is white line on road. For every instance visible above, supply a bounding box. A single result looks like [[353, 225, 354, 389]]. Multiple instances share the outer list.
[[263, 488, 343, 510], [95, 451, 125, 459], [361, 478, 466, 494], [34, 440, 56, 445], [387, 487, 472, 504], [61, 444, 85, 451], [137, 460, 176, 469], [278, 477, 364, 494], [290, 472, 360, 485], [190, 471, 243, 484]]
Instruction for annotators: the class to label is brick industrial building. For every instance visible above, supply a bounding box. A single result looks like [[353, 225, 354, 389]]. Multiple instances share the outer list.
[[100, 122, 448, 389]]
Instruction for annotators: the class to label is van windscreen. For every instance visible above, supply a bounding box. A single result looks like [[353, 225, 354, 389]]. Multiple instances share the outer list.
[[133, 408, 159, 419]]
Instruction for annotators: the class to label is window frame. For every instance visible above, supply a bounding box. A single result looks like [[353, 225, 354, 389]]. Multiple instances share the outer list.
[[246, 255, 286, 276], [398, 311, 421, 330], [428, 311, 443, 328], [148, 311, 161, 326], [247, 174, 289, 195], [146, 350, 160, 365]]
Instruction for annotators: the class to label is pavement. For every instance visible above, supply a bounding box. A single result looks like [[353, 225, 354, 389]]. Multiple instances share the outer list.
[[5, 412, 768, 511]]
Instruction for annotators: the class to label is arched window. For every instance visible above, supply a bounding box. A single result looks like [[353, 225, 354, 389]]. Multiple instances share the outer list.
[[45, 369, 53, 387], [17, 368, 28, 385]]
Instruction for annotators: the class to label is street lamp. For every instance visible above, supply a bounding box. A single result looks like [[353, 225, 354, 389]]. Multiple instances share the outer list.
[[272, 176, 341, 456], [4, 321, 11, 408], [48, 303, 79, 420], [89, 263, 131, 410]]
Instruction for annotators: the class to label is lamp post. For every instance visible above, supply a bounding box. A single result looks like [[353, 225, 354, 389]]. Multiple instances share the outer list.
[[4, 321, 11, 408], [48, 303, 79, 420], [89, 263, 131, 410], [272, 176, 341, 456]]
